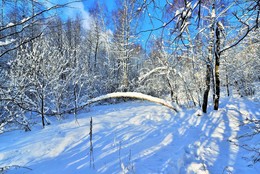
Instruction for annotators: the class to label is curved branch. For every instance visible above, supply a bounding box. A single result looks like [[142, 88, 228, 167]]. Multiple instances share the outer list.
[[138, 67, 167, 83], [80, 92, 180, 112], [63, 92, 180, 114]]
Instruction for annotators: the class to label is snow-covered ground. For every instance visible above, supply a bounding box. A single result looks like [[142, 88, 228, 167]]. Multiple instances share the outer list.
[[0, 97, 259, 174]]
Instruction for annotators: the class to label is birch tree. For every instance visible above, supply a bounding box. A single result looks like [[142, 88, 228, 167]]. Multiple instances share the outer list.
[[113, 0, 139, 92], [202, 1, 216, 113]]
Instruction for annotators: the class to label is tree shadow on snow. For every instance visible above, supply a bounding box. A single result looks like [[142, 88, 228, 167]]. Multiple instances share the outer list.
[[19, 100, 260, 174]]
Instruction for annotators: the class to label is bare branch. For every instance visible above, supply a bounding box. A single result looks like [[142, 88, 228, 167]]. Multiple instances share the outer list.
[[0, 1, 83, 32], [220, 13, 257, 54], [0, 32, 43, 58]]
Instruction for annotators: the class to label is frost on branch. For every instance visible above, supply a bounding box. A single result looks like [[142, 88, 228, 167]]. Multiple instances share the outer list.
[[175, 1, 193, 35]]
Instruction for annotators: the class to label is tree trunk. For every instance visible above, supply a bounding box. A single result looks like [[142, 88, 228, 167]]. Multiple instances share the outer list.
[[202, 2, 215, 113], [214, 26, 221, 110], [122, 60, 129, 91], [41, 92, 45, 128], [94, 36, 99, 71], [202, 64, 211, 113], [165, 73, 175, 101], [226, 69, 230, 96], [74, 84, 77, 115]]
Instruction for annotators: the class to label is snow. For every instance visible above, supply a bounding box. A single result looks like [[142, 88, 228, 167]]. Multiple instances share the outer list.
[[0, 98, 259, 173], [186, 2, 192, 9], [21, 17, 30, 23], [175, 8, 184, 16], [6, 22, 15, 27], [0, 39, 16, 46], [81, 92, 180, 112]]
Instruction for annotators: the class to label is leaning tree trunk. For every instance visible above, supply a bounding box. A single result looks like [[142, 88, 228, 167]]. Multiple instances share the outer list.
[[67, 92, 180, 113], [202, 2, 215, 113], [214, 26, 221, 110]]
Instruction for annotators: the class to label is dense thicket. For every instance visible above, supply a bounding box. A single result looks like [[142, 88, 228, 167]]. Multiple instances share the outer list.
[[0, 0, 259, 131]]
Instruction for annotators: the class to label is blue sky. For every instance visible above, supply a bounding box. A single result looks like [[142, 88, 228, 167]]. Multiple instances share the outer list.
[[61, 0, 154, 46], [48, 0, 117, 30], [82, 0, 116, 12]]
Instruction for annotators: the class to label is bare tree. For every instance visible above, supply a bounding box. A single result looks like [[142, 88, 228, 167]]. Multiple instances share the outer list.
[[113, 0, 139, 92]]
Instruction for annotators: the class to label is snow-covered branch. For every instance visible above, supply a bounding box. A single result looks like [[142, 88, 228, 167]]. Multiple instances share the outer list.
[[0, 1, 83, 32], [81, 92, 180, 112], [59, 92, 180, 114], [138, 67, 167, 83]]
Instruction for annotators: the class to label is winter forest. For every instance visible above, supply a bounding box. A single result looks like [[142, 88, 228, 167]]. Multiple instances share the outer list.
[[0, 0, 259, 173]]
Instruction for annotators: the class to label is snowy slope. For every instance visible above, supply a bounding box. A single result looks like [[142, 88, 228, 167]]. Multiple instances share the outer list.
[[0, 98, 259, 174]]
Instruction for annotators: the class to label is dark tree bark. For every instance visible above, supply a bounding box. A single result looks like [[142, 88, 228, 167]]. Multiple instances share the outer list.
[[225, 70, 230, 97], [41, 91, 45, 128], [202, 2, 215, 113], [214, 26, 221, 110], [74, 84, 77, 115], [202, 64, 211, 113], [93, 23, 100, 71]]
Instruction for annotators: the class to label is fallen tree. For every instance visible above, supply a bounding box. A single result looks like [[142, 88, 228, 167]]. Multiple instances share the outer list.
[[11, 92, 180, 128], [3, 92, 180, 129], [65, 92, 180, 114]]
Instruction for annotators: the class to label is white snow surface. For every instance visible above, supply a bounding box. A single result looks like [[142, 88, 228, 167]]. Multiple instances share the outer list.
[[0, 97, 259, 174], [0, 39, 16, 46]]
